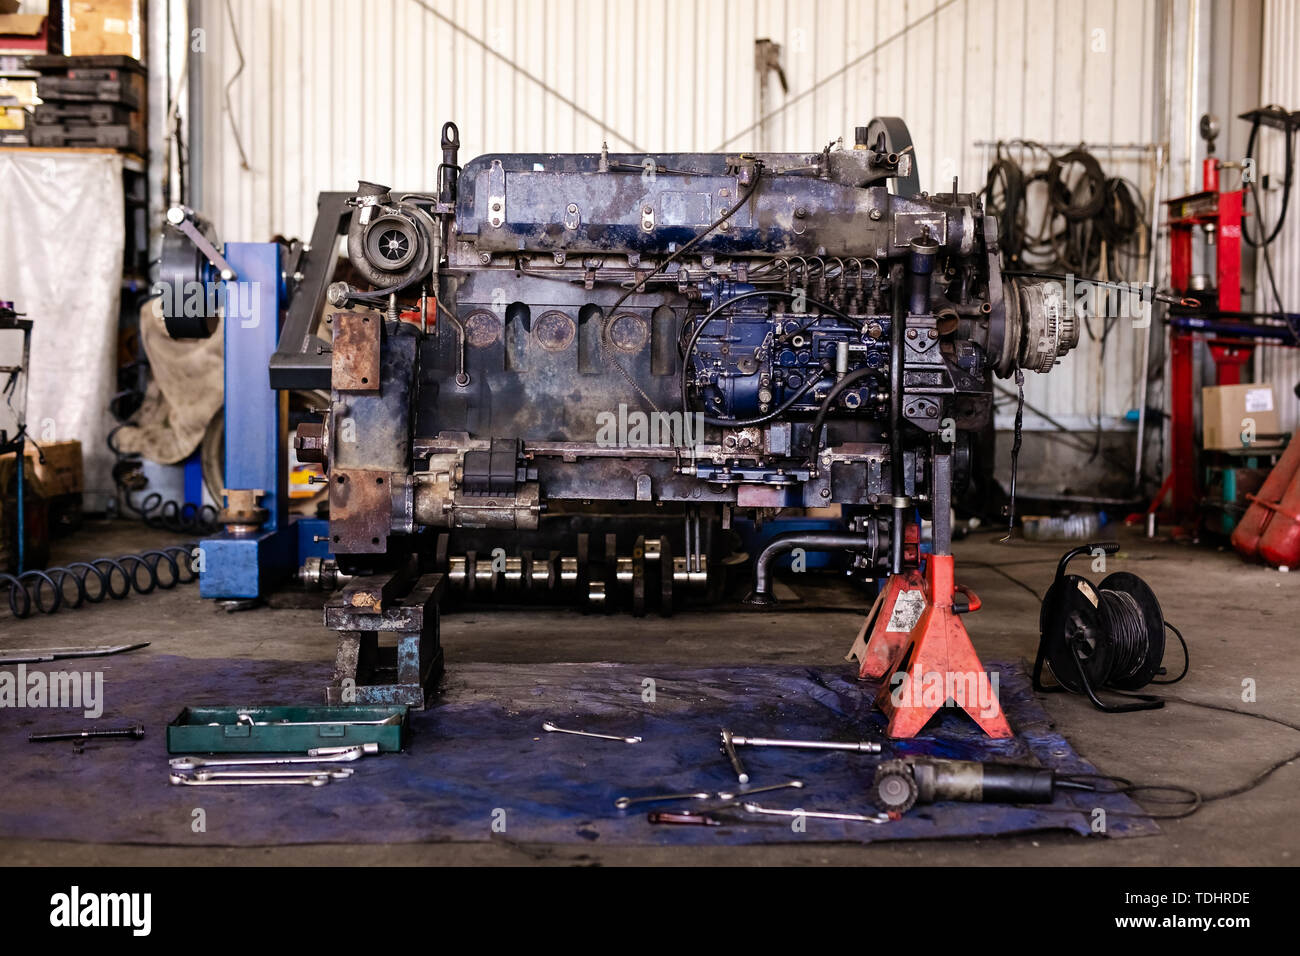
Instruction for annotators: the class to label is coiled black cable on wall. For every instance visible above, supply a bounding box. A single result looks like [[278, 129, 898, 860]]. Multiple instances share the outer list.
[[983, 140, 1148, 281], [0, 543, 197, 619]]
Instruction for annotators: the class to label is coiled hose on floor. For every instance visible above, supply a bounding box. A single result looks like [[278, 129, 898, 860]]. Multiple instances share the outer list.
[[0, 544, 198, 619]]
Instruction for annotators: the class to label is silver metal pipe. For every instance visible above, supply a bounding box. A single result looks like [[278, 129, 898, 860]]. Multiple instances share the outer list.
[[1133, 144, 1165, 492]]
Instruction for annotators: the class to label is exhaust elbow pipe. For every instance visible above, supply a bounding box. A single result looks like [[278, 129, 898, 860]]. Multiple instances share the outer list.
[[744, 531, 876, 607]]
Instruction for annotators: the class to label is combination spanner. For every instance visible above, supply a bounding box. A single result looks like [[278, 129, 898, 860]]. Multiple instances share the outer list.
[[716, 780, 804, 800], [613, 791, 711, 810], [541, 721, 642, 744], [191, 768, 354, 781], [169, 773, 330, 787], [168, 744, 374, 771]]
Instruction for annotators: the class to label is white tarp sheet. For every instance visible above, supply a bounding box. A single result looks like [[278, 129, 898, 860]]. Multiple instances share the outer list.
[[0, 151, 125, 511]]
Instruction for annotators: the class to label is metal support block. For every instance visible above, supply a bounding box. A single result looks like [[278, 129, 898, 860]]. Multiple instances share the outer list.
[[325, 572, 445, 709], [199, 528, 294, 600]]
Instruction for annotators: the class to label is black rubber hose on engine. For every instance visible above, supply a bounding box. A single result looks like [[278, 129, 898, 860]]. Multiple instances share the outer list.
[[889, 265, 906, 574]]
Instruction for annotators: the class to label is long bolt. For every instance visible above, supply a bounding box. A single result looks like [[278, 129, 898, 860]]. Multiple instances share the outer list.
[[30, 723, 145, 742]]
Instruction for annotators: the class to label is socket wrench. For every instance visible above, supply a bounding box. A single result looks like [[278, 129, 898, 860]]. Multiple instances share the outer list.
[[742, 802, 889, 824], [719, 729, 749, 784], [730, 735, 881, 753]]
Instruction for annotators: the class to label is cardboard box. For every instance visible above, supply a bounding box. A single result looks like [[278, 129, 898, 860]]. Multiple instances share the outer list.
[[67, 0, 140, 60], [0, 13, 50, 55], [0, 76, 38, 106], [1202, 383, 1283, 450], [33, 439, 83, 497], [0, 440, 83, 497]]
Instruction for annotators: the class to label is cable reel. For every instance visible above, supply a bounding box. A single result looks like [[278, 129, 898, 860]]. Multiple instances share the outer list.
[[1033, 541, 1187, 713]]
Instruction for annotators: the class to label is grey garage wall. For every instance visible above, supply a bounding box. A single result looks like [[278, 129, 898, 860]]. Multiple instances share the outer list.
[[187, 0, 1280, 438]]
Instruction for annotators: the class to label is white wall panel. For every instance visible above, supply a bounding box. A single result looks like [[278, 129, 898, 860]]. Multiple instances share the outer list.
[[1256, 0, 1300, 433], [192, 0, 1189, 428]]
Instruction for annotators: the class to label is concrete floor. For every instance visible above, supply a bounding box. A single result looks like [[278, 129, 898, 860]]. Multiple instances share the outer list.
[[2, 519, 1298, 866]]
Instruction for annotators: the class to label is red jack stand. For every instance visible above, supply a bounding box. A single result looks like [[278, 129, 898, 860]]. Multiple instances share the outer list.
[[854, 569, 926, 680], [852, 522, 923, 679], [860, 554, 1012, 739]]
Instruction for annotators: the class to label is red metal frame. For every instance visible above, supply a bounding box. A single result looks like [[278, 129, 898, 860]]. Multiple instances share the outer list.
[[1162, 158, 1247, 524]]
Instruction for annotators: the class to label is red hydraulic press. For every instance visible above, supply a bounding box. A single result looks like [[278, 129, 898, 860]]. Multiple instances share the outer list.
[[1162, 116, 1249, 528]]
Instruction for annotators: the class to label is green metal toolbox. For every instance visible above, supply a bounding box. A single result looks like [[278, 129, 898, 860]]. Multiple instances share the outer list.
[[167, 705, 408, 754]]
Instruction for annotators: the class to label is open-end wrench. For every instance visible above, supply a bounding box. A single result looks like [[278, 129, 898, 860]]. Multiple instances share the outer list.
[[168, 746, 370, 771], [541, 721, 641, 744], [192, 768, 354, 781], [717, 780, 804, 801], [719, 729, 749, 784], [169, 773, 329, 787], [742, 802, 889, 824], [614, 791, 711, 810]]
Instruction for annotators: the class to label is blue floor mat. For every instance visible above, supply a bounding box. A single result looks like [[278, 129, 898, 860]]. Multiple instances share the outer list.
[[0, 654, 1158, 846]]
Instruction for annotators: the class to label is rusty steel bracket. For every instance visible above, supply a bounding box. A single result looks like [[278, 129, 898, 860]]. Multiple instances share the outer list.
[[331, 311, 382, 392], [329, 469, 393, 553], [325, 572, 445, 709], [336, 557, 416, 614]]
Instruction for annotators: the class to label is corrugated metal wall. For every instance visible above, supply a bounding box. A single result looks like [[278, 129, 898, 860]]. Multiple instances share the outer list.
[[193, 0, 1169, 428], [1256, 0, 1300, 433]]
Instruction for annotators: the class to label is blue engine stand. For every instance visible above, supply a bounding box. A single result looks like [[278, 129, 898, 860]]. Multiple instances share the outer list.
[[198, 242, 326, 599]]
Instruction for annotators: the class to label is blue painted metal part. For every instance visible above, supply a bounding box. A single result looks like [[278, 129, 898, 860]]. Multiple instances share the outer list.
[[182, 450, 203, 507], [296, 516, 332, 561], [199, 243, 297, 599], [691, 281, 889, 421], [15, 445, 24, 574]]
